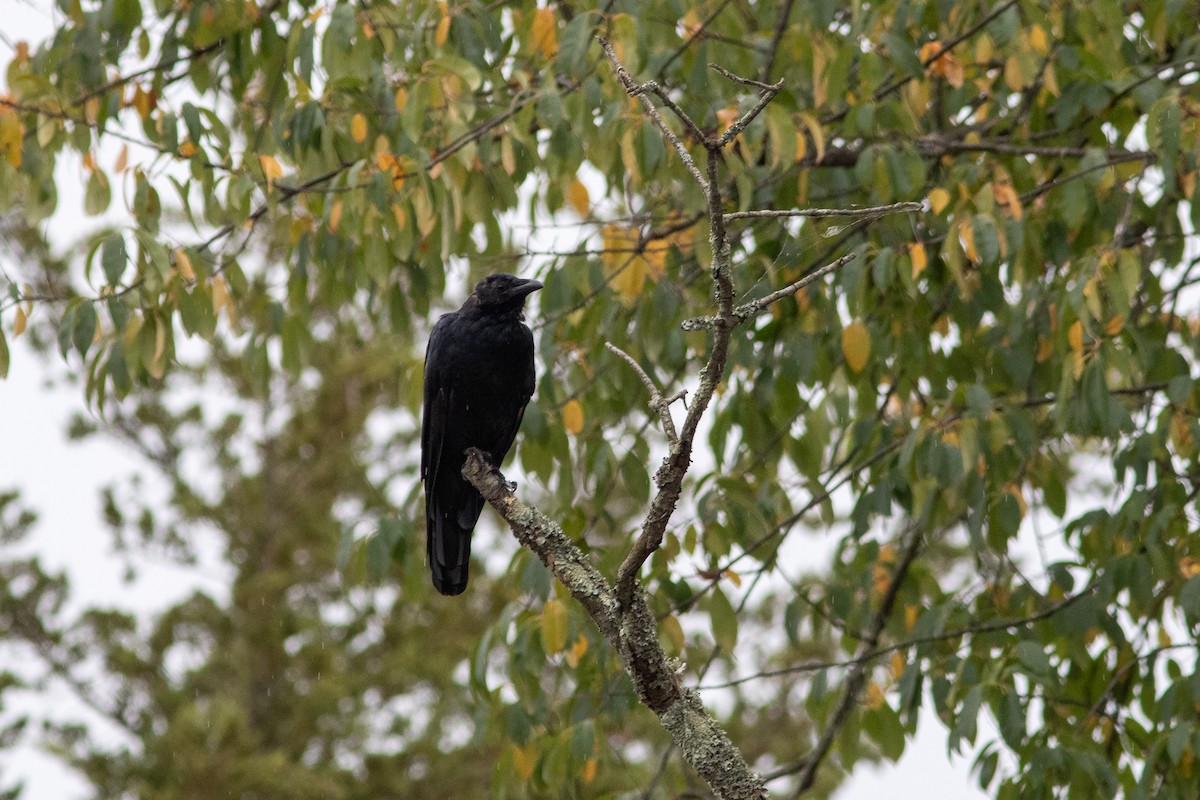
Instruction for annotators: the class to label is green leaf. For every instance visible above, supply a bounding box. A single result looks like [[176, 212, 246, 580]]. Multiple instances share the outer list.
[[72, 302, 97, 358], [101, 233, 127, 286], [1015, 640, 1052, 676], [709, 587, 738, 651]]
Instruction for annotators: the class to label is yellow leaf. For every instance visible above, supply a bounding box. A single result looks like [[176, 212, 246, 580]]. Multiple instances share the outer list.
[[582, 758, 597, 784], [641, 242, 667, 280], [910, 241, 927, 278], [435, 3, 451, 46], [392, 203, 407, 230], [542, 598, 568, 654], [1029, 25, 1049, 54], [842, 321, 870, 373], [904, 604, 918, 630], [1180, 557, 1200, 579], [83, 96, 100, 125], [567, 178, 590, 217], [796, 112, 825, 164], [113, 144, 128, 173], [928, 187, 950, 214], [959, 219, 980, 264], [865, 682, 886, 710], [211, 276, 233, 323], [661, 614, 685, 651], [1005, 483, 1027, 517], [351, 113, 367, 143], [1068, 320, 1084, 352], [793, 126, 807, 162], [1004, 55, 1026, 91], [14, 307, 27, 337], [619, 128, 640, 184], [565, 635, 589, 667], [513, 744, 537, 780], [722, 569, 742, 587], [259, 155, 283, 184], [394, 87, 408, 112], [500, 135, 515, 176], [890, 651, 906, 679], [561, 399, 584, 435], [0, 108, 22, 168], [602, 224, 646, 304], [1105, 315, 1124, 336], [175, 249, 196, 281], [531, 7, 557, 57], [328, 199, 344, 232]]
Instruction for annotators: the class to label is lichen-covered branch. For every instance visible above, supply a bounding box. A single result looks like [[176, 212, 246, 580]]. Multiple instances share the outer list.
[[462, 450, 767, 800]]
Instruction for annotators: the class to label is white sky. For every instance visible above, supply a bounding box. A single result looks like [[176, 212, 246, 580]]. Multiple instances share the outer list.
[[0, 2, 988, 798]]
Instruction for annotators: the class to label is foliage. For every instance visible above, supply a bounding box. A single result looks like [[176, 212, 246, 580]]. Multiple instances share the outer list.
[[2, 0, 1200, 798]]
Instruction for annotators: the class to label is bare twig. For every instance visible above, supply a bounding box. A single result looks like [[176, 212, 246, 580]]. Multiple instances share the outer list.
[[714, 70, 785, 147], [703, 584, 1095, 691], [681, 251, 860, 330], [788, 521, 924, 796], [597, 37, 709, 191], [606, 342, 681, 446], [724, 201, 922, 221]]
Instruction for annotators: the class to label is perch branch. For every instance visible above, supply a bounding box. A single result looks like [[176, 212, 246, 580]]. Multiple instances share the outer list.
[[462, 451, 767, 800]]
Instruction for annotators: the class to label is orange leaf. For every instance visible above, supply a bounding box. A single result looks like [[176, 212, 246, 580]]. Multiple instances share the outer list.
[[564, 635, 589, 668], [1068, 320, 1084, 352], [531, 7, 557, 57], [513, 744, 537, 780], [567, 178, 590, 217], [920, 41, 963, 88]]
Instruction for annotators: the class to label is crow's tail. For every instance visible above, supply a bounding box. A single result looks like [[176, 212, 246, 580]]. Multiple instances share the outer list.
[[427, 489, 485, 596]]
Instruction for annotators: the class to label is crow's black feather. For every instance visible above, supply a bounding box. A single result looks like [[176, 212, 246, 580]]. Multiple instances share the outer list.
[[421, 273, 541, 595]]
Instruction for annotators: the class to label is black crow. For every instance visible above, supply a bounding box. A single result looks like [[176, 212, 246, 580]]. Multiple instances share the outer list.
[[421, 273, 542, 595]]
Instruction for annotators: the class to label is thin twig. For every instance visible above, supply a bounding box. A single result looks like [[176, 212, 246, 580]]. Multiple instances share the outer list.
[[681, 251, 859, 330], [789, 521, 924, 796], [605, 342, 680, 446], [597, 37, 709, 191], [725, 201, 922, 221]]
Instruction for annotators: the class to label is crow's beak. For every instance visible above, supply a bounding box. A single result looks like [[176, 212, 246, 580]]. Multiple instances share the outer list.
[[513, 278, 544, 298]]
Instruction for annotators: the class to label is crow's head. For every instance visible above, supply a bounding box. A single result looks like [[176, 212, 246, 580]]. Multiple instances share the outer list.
[[471, 273, 543, 310]]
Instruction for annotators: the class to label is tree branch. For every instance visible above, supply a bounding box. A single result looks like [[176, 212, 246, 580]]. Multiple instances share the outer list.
[[461, 451, 767, 800], [597, 37, 709, 191], [605, 342, 681, 447], [788, 520, 924, 796]]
